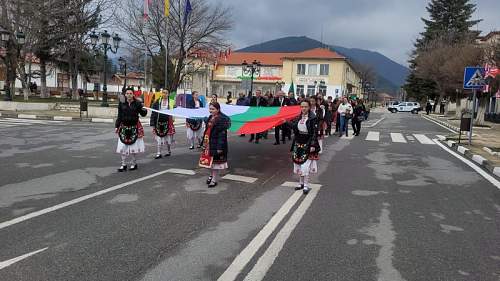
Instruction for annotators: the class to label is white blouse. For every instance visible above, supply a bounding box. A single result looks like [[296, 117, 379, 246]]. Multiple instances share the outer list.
[[298, 116, 308, 133]]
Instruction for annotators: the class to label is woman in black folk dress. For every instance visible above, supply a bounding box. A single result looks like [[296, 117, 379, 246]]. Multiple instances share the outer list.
[[290, 100, 320, 195]]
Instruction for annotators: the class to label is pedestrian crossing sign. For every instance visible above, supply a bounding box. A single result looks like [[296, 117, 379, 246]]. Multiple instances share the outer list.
[[463, 67, 486, 90]]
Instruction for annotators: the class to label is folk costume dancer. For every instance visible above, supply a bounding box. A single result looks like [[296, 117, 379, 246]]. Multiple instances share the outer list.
[[115, 88, 148, 172], [199, 102, 231, 188], [150, 91, 175, 159], [186, 91, 205, 150], [291, 100, 320, 195]]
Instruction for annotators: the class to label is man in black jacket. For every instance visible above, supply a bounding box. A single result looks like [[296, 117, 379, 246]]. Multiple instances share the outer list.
[[249, 90, 268, 144], [272, 91, 290, 145]]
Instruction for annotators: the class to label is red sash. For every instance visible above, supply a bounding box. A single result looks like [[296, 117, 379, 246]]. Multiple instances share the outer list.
[[198, 118, 214, 168]]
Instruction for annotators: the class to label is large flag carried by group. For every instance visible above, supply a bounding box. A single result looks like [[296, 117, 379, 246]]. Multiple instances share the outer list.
[[147, 104, 301, 134]]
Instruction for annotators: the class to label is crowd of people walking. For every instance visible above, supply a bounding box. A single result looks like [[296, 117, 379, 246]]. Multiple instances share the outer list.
[[114, 88, 368, 194]]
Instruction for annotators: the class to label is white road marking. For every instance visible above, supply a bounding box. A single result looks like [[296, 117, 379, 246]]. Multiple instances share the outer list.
[[436, 135, 446, 141], [0, 248, 48, 270], [217, 191, 303, 281], [413, 134, 435, 145], [17, 114, 37, 119], [366, 131, 380, 141], [434, 139, 500, 189], [91, 118, 114, 123], [406, 135, 415, 141], [243, 186, 321, 281], [53, 116, 73, 121], [165, 168, 196, 175], [390, 133, 407, 143], [0, 170, 172, 230], [222, 174, 258, 183], [341, 135, 354, 140], [421, 115, 457, 133], [364, 117, 386, 128], [281, 181, 322, 189]]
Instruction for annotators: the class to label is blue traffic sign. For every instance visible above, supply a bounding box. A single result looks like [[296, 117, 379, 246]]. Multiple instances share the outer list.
[[463, 67, 486, 90]]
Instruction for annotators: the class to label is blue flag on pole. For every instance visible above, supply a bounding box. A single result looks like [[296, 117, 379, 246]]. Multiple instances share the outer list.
[[184, 0, 192, 27]]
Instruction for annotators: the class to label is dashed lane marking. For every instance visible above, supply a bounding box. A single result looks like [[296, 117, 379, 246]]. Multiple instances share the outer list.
[[281, 181, 322, 189], [0, 248, 48, 270], [165, 168, 196, 175], [222, 174, 258, 183]]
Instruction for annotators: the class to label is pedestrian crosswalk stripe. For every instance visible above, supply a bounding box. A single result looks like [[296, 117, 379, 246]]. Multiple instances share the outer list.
[[165, 168, 196, 175], [413, 134, 435, 145], [366, 131, 380, 141], [390, 133, 407, 143]]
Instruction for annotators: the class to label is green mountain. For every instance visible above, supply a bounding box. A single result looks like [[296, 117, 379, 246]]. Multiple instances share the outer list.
[[238, 36, 409, 94]]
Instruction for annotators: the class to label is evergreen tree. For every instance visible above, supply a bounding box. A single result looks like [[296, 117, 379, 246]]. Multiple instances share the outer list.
[[405, 0, 481, 101]]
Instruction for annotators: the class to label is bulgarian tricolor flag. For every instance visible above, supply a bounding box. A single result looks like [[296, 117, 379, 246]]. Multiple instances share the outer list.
[[147, 104, 301, 134]]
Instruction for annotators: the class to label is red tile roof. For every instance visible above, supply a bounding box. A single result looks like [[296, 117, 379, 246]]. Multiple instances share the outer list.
[[217, 48, 345, 66]]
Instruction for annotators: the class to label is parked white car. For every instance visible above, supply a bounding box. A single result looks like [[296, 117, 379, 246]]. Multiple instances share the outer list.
[[388, 102, 421, 114]]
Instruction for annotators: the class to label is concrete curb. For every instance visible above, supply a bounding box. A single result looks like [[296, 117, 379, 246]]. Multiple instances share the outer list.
[[483, 146, 499, 157], [422, 114, 460, 132], [439, 139, 500, 180]]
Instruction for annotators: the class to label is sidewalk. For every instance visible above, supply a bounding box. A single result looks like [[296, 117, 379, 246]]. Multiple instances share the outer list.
[[422, 113, 500, 177], [0, 109, 185, 125]]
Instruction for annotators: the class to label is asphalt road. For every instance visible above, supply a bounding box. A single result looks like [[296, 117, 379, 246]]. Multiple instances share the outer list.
[[0, 110, 498, 281]]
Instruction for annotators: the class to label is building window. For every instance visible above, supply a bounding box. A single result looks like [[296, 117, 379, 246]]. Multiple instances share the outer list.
[[297, 64, 306, 75], [320, 64, 329, 75], [297, 85, 305, 96], [307, 85, 316, 96], [308, 64, 317, 76], [319, 86, 327, 95]]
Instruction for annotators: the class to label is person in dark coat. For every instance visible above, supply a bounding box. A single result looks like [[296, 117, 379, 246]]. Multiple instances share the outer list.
[[115, 87, 148, 172], [288, 91, 298, 105], [186, 91, 205, 149], [199, 102, 231, 188], [351, 100, 364, 136], [249, 90, 268, 143], [290, 99, 320, 195], [150, 90, 175, 158], [236, 92, 249, 106], [272, 91, 291, 145]]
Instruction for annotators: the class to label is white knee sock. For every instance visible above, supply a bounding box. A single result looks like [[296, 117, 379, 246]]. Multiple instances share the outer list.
[[299, 176, 304, 185], [121, 154, 127, 166], [211, 170, 218, 182], [304, 175, 310, 188]]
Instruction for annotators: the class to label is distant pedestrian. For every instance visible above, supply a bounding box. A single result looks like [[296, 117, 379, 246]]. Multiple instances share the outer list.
[[288, 91, 298, 105], [337, 97, 352, 137], [236, 92, 249, 106], [186, 91, 205, 150], [272, 91, 290, 145], [211, 93, 218, 104], [199, 102, 231, 188], [351, 100, 364, 136], [290, 100, 320, 195], [426, 101, 432, 115], [115, 87, 148, 172], [249, 90, 268, 144]]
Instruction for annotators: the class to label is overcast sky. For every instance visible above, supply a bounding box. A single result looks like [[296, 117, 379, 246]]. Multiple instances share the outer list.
[[208, 0, 500, 66]]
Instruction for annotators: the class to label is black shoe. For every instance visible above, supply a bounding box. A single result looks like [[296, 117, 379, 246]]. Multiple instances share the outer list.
[[164, 152, 171, 157], [208, 181, 218, 188], [295, 184, 304, 191], [154, 154, 162, 159], [255, 140, 259, 144], [240, 134, 246, 137], [206, 176, 213, 184], [273, 142, 280, 145], [303, 187, 311, 195], [189, 146, 195, 150], [249, 138, 254, 143], [282, 140, 286, 144], [118, 165, 127, 172], [129, 164, 138, 171]]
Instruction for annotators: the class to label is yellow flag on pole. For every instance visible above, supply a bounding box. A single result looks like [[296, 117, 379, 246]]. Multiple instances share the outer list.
[[164, 0, 170, 17]]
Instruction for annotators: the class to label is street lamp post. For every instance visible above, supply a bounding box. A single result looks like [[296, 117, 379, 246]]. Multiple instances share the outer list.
[[118, 57, 127, 91], [0, 29, 25, 101], [242, 60, 261, 97], [90, 30, 121, 107]]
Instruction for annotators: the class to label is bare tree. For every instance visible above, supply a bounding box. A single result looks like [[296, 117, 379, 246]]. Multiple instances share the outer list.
[[414, 37, 483, 118], [116, 0, 232, 92]]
